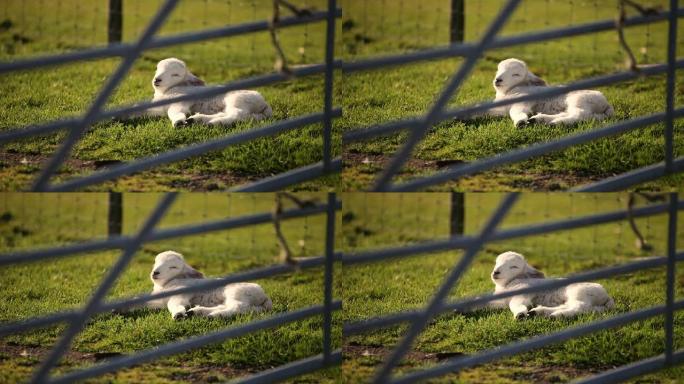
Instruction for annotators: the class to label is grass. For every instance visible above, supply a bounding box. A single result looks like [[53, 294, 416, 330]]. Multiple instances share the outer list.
[[0, 192, 341, 383], [340, 0, 684, 191], [0, 0, 341, 191], [341, 192, 684, 383]]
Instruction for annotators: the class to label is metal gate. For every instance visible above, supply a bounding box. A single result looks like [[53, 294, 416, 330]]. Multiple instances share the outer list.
[[343, 0, 683, 192], [343, 192, 681, 383], [0, 0, 341, 192], [0, 192, 341, 383]]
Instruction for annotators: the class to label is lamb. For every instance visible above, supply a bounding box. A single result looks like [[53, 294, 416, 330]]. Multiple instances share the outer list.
[[136, 58, 272, 127], [146, 250, 272, 320], [484, 251, 614, 319], [485, 58, 614, 127]]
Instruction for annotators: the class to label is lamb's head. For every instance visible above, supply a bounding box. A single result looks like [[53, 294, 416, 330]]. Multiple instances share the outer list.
[[152, 58, 204, 92], [150, 250, 204, 286], [493, 58, 546, 93], [491, 251, 545, 287]]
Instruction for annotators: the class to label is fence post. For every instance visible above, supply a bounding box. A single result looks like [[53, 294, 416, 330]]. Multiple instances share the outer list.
[[450, 192, 465, 235], [450, 0, 465, 43], [108, 0, 123, 44], [108, 192, 123, 237]]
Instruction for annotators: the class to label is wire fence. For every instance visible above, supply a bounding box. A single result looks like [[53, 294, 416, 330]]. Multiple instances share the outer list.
[[343, 0, 682, 191], [0, 192, 341, 383], [341, 0, 674, 74], [0, 0, 340, 191], [342, 191, 682, 383]]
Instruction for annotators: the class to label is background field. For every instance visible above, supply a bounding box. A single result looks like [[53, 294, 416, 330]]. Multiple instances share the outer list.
[[0, 0, 341, 191], [0, 192, 341, 383], [341, 0, 684, 191], [342, 193, 684, 383]]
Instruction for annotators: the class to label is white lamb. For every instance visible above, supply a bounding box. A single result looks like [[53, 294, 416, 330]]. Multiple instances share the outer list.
[[138, 58, 272, 127], [485, 251, 614, 319], [485, 58, 614, 127], [146, 250, 272, 320]]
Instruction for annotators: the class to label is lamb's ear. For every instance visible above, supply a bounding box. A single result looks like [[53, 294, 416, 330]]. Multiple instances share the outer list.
[[181, 265, 205, 279], [526, 71, 547, 86], [524, 264, 545, 279], [185, 72, 205, 86]]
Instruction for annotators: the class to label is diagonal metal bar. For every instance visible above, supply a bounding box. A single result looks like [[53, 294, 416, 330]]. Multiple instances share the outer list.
[[322, 0, 337, 171], [30, 193, 177, 383], [0, 200, 336, 266], [0, 62, 340, 145], [31, 0, 178, 191], [0, 252, 344, 338], [344, 252, 684, 335], [342, 9, 683, 73], [49, 302, 341, 384], [373, 193, 519, 383], [45, 110, 340, 192], [665, 193, 678, 363], [665, 0, 678, 172], [231, 157, 343, 192], [371, 0, 521, 191], [392, 301, 684, 384], [232, 350, 343, 384], [574, 349, 684, 384], [0, 9, 340, 75], [344, 60, 684, 143], [573, 156, 684, 192]]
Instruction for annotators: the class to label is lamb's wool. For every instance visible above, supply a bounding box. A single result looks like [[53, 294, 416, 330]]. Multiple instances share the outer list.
[[487, 251, 614, 319], [137, 58, 272, 127], [149, 250, 272, 319], [488, 58, 614, 127]]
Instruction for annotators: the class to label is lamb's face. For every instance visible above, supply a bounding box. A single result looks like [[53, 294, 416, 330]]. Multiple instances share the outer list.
[[151, 251, 187, 285], [491, 251, 528, 286], [493, 59, 528, 93], [152, 58, 188, 91]]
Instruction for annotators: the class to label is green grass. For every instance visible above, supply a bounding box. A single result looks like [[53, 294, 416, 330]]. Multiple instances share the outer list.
[[0, 0, 341, 191], [340, 0, 684, 191], [342, 193, 684, 383], [0, 193, 341, 383]]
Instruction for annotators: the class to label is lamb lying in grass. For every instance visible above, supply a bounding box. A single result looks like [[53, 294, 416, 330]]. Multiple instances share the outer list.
[[485, 251, 614, 319], [485, 58, 614, 127], [136, 58, 272, 127], [147, 250, 272, 320]]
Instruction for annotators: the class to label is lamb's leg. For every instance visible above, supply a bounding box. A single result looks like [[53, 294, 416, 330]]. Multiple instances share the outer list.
[[167, 296, 191, 320], [509, 296, 533, 320], [206, 109, 251, 126], [185, 113, 220, 124], [528, 304, 564, 317], [509, 104, 532, 127], [549, 301, 590, 317], [539, 108, 589, 125], [187, 305, 226, 317], [167, 104, 191, 127], [206, 301, 254, 318]]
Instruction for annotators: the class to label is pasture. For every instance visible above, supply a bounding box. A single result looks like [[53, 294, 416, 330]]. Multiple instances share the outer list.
[[0, 0, 340, 191], [342, 193, 684, 383], [341, 0, 684, 191], [0, 193, 341, 383]]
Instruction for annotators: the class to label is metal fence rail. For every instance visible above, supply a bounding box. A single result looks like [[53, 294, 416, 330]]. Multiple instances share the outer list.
[[342, 192, 681, 383], [342, 0, 683, 192], [0, 0, 341, 191], [1, 193, 341, 384]]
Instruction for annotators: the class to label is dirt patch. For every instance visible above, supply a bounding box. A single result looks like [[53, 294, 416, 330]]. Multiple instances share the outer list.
[[343, 151, 605, 191], [344, 342, 606, 384], [0, 342, 260, 383], [344, 342, 464, 364], [0, 150, 257, 191]]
